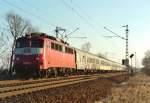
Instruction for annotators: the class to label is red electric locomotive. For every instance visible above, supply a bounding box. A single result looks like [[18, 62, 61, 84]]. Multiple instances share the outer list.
[[13, 32, 76, 77]]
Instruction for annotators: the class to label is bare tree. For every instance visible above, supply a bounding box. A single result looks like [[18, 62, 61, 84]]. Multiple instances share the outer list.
[[5, 12, 30, 73], [26, 24, 39, 33], [0, 32, 5, 50], [142, 50, 150, 67], [0, 31, 11, 73], [142, 50, 150, 75], [81, 42, 91, 52], [97, 52, 106, 58], [1, 53, 10, 69]]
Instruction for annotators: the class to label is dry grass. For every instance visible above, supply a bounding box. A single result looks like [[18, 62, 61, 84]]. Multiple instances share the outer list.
[[102, 73, 150, 103]]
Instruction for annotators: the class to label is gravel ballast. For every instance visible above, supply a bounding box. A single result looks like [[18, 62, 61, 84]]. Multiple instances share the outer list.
[[0, 74, 128, 103]]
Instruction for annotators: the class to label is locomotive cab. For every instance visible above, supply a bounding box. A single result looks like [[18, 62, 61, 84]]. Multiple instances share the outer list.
[[13, 34, 44, 77]]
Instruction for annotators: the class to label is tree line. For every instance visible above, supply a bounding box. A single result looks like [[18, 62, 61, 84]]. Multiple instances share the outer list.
[[142, 50, 150, 75], [0, 11, 38, 75]]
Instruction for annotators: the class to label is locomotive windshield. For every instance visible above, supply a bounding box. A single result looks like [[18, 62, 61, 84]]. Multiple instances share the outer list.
[[31, 38, 43, 48], [16, 38, 43, 48], [16, 38, 30, 48]]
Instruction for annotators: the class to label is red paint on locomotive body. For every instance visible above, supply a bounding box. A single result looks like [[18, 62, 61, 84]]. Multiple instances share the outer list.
[[43, 38, 76, 70], [14, 33, 76, 74]]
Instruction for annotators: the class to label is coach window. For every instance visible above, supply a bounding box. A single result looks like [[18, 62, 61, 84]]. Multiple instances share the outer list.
[[93, 59, 95, 63], [91, 58, 93, 63], [96, 60, 99, 64], [87, 58, 90, 63], [80, 58, 82, 62], [101, 61, 104, 65]]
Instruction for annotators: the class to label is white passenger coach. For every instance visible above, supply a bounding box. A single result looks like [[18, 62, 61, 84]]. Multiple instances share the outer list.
[[75, 48, 126, 72]]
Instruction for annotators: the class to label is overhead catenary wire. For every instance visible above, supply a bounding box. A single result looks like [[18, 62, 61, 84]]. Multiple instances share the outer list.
[[21, 0, 61, 26], [21, 0, 39, 11], [65, 27, 79, 37], [61, 0, 113, 52], [70, 1, 105, 29], [2, 0, 56, 27], [21, 0, 88, 39], [61, 0, 101, 34], [21, 0, 90, 40], [62, 0, 121, 49], [104, 27, 126, 40], [69, 2, 123, 38]]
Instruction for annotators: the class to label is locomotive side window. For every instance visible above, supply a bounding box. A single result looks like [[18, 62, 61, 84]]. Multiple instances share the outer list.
[[62, 46, 65, 52], [65, 47, 73, 54], [58, 45, 62, 51], [51, 43, 55, 49], [51, 42, 62, 52], [65, 47, 68, 53], [70, 48, 73, 54], [55, 44, 59, 50]]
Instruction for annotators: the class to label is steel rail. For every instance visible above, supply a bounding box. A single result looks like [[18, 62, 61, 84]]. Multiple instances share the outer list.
[[0, 74, 99, 87], [0, 73, 125, 99], [0, 76, 94, 93]]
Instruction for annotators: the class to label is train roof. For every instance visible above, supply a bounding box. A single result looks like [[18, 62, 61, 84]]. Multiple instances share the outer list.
[[74, 48, 123, 65], [18, 32, 70, 45], [19, 32, 123, 65]]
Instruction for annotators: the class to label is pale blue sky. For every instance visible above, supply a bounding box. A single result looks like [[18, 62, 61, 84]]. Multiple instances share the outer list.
[[1, 0, 150, 67]]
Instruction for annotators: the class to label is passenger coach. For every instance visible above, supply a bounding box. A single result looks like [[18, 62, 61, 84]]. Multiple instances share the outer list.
[[75, 48, 125, 73]]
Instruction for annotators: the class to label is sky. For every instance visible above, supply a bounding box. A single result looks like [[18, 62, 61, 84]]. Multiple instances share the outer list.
[[0, 0, 150, 68]]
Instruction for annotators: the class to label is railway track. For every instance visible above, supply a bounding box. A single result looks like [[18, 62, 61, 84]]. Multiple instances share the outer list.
[[0, 73, 124, 99], [0, 75, 96, 88]]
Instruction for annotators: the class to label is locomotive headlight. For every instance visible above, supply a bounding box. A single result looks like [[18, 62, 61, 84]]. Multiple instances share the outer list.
[[16, 57, 19, 61], [35, 54, 43, 64]]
